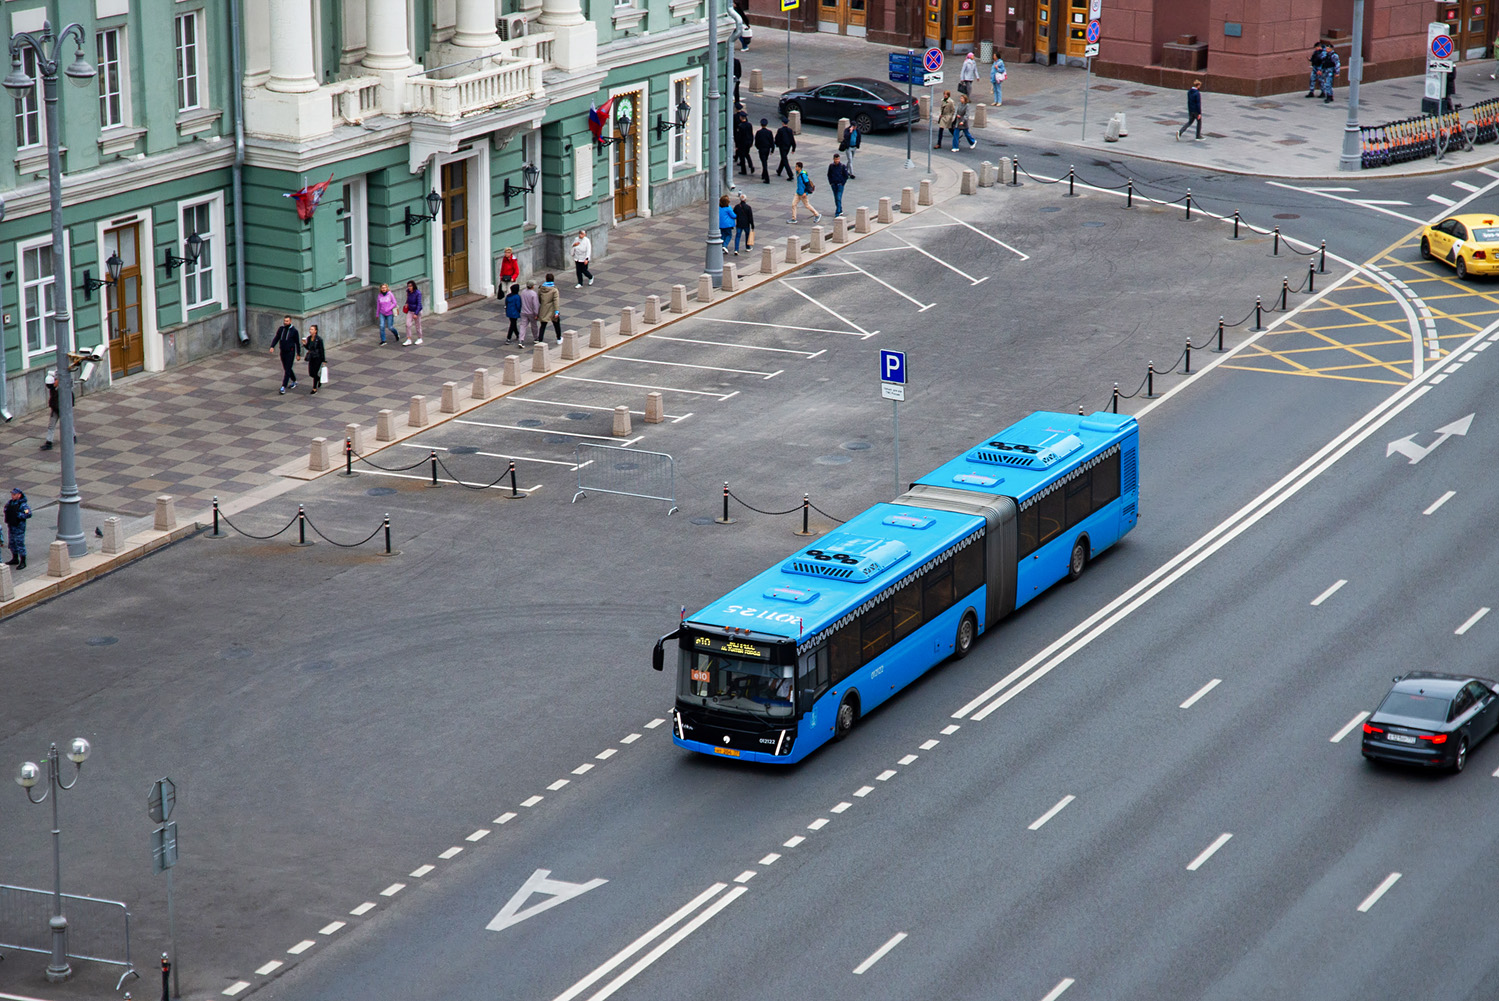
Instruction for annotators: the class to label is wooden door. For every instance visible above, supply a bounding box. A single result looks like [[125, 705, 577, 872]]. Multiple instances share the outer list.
[[103, 223, 143, 377], [1034, 0, 1057, 64], [1436, 2, 1488, 57], [925, 0, 942, 47], [1062, 0, 1087, 60], [441, 160, 469, 297], [818, 0, 865, 34], [612, 92, 641, 221]]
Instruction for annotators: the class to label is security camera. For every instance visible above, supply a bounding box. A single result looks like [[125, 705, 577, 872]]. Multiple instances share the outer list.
[[1, 408, 12, 422], [87, 345, 104, 361], [80, 361, 96, 382]]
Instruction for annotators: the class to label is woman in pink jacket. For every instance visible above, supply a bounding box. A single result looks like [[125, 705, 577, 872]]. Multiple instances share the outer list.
[[375, 283, 398, 345]]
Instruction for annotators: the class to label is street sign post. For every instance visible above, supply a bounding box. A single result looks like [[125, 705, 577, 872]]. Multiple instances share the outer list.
[[783, 0, 797, 88], [880, 350, 907, 497], [895, 50, 916, 168], [923, 71, 943, 86], [1081, 18, 1102, 138], [1424, 22, 1454, 112], [148, 778, 181, 999]]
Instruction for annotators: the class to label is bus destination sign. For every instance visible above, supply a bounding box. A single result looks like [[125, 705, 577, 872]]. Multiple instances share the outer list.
[[694, 633, 775, 661]]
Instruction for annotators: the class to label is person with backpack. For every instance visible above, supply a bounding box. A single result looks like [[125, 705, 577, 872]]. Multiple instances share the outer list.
[[503, 284, 523, 342], [840, 123, 862, 178], [790, 161, 821, 223], [1306, 42, 1326, 98]]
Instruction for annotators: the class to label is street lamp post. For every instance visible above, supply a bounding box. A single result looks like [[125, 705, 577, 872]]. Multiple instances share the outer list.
[[1338, 0, 1366, 171], [4, 21, 96, 558], [704, 0, 725, 282], [15, 738, 93, 982]]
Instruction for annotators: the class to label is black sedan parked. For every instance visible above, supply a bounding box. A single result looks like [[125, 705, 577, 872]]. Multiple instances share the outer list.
[[1361, 671, 1499, 772], [777, 77, 918, 133]]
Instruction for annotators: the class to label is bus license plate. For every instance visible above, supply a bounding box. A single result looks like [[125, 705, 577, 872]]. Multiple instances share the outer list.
[[1386, 733, 1417, 744], [713, 746, 741, 757]]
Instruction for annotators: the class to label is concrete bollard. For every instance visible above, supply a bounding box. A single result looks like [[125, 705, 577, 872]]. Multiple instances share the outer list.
[[809, 225, 825, 252], [670, 284, 688, 313], [836, 117, 850, 142], [645, 391, 665, 424], [101, 516, 123, 555], [918, 94, 930, 121], [620, 305, 637, 337], [376, 408, 397, 441], [1104, 114, 1122, 142], [612, 404, 632, 437], [795, 74, 808, 90], [901, 186, 916, 213], [502, 356, 521, 386], [878, 196, 893, 223], [308, 436, 333, 472], [532, 342, 550, 373], [832, 217, 849, 243], [974, 103, 988, 128], [644, 294, 662, 323], [760, 245, 778, 274], [346, 422, 372, 455], [471, 368, 492, 401], [154, 495, 178, 532], [696, 272, 714, 303], [408, 395, 430, 427], [561, 329, 582, 360], [749, 67, 763, 93], [1000, 156, 1013, 184], [919, 178, 933, 205], [789, 109, 802, 134], [785, 235, 801, 264], [0, 562, 12, 601], [590, 318, 607, 349], [978, 161, 995, 186], [960, 169, 978, 195], [48, 540, 69, 578], [440, 381, 459, 414], [722, 262, 738, 292], [855, 205, 871, 233]]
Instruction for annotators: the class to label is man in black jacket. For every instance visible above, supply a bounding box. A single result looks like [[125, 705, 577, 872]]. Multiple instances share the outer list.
[[269, 316, 302, 394], [1306, 42, 1326, 98], [774, 120, 796, 180], [753, 119, 775, 183], [733, 109, 754, 175], [826, 154, 850, 217]]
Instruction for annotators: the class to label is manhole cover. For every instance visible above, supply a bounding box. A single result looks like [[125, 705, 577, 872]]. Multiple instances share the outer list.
[[1038, 150, 1060, 157], [543, 435, 571, 444], [690, 516, 715, 525], [1273, 213, 1300, 220], [220, 646, 253, 660], [517, 418, 544, 428], [449, 445, 480, 454], [366, 487, 398, 496], [614, 461, 640, 471], [566, 412, 593, 421], [816, 455, 853, 465], [841, 441, 872, 451], [1082, 221, 1106, 228], [1040, 206, 1062, 213], [86, 636, 118, 647]]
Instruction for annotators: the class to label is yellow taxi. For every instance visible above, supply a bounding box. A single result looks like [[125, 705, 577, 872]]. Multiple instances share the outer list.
[[1420, 214, 1499, 280]]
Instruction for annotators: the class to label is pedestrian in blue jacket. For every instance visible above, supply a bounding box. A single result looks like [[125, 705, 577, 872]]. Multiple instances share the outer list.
[[719, 195, 738, 253], [5, 487, 31, 570], [504, 284, 523, 341], [1176, 80, 1203, 141]]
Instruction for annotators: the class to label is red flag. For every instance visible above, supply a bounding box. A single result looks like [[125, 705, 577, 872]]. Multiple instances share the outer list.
[[588, 98, 615, 145], [284, 172, 336, 222]]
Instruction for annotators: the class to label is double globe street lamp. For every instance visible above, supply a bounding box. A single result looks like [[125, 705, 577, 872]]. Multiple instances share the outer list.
[[16, 737, 93, 982]]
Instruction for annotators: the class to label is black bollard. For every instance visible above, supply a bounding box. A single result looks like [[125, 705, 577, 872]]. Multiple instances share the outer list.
[[1280, 277, 1289, 310], [161, 953, 170, 1001], [1112, 384, 1119, 413], [1319, 240, 1327, 274], [1184, 188, 1192, 221], [716, 482, 734, 524], [1273, 226, 1280, 255], [1233, 210, 1241, 239], [1078, 404, 1085, 415], [1126, 179, 1134, 208], [1184, 341, 1192, 374], [1146, 363, 1156, 398], [1217, 317, 1225, 352], [1253, 296, 1264, 331], [505, 460, 524, 500], [383, 514, 392, 555], [796, 494, 812, 537], [295, 505, 311, 547], [343, 437, 354, 476], [429, 450, 440, 487], [1011, 154, 1021, 187], [211, 496, 222, 538], [1308, 260, 1316, 294], [1067, 165, 1076, 196]]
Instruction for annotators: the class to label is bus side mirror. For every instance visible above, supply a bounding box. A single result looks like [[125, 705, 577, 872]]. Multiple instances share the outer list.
[[652, 645, 664, 672]]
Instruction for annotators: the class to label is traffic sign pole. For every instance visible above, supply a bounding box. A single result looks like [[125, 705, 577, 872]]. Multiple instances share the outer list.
[[906, 49, 914, 169], [1082, 19, 1101, 140], [879, 350, 908, 498]]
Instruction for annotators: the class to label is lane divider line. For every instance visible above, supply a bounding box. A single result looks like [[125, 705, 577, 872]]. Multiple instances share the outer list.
[[1039, 978, 1076, 1001], [1423, 490, 1455, 515], [1311, 580, 1348, 606], [1028, 795, 1076, 831], [1179, 679, 1222, 709], [1357, 872, 1402, 912], [1455, 607, 1490, 635], [1331, 712, 1371, 743], [852, 932, 909, 975], [576, 887, 749, 1001], [1186, 833, 1233, 871]]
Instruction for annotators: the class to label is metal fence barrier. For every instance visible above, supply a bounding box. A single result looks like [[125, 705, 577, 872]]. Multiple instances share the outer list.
[[0, 884, 139, 989], [573, 443, 679, 514]]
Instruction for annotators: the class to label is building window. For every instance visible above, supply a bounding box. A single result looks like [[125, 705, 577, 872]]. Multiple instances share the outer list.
[[339, 177, 368, 284], [97, 28, 125, 129], [13, 47, 42, 150], [671, 77, 691, 166], [19, 239, 59, 358], [666, 72, 700, 177], [180, 197, 224, 310], [174, 12, 201, 112], [523, 130, 542, 230]]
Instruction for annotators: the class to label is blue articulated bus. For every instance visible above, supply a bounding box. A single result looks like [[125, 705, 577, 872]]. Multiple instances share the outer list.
[[653, 410, 1140, 764]]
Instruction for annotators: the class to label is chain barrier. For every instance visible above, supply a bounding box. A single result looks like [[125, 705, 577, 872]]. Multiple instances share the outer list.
[[302, 512, 387, 548], [351, 449, 430, 473], [718, 484, 848, 531], [434, 455, 519, 492], [208, 497, 393, 554], [726, 489, 804, 516], [217, 509, 299, 541]]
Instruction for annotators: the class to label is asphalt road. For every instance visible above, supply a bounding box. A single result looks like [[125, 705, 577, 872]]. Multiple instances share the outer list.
[[5, 144, 1499, 1000]]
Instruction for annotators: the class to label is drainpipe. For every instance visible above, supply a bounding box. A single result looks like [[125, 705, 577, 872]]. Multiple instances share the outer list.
[[0, 191, 7, 419], [229, 0, 250, 343]]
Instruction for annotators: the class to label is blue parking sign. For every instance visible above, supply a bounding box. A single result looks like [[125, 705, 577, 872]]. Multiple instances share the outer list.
[[880, 349, 906, 385]]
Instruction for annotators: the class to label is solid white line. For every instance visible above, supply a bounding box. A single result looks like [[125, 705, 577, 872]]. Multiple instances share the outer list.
[[776, 279, 878, 337], [898, 753, 918, 765], [1428, 193, 1457, 206], [410, 864, 435, 877], [222, 983, 251, 997], [1179, 678, 1222, 709], [439, 846, 463, 859], [319, 921, 346, 935], [2, 993, 65, 1001], [255, 961, 284, 975], [1356, 199, 1412, 207], [852, 932, 908, 975], [934, 208, 1031, 259], [646, 333, 820, 356], [393, 441, 580, 467], [579, 887, 748, 1001], [760, 853, 781, 865], [1456, 607, 1490, 635], [1028, 794, 1076, 831], [1186, 833, 1233, 871], [287, 940, 316, 955], [784, 835, 806, 848], [702, 316, 870, 337], [379, 883, 405, 897], [350, 902, 377, 916], [1423, 490, 1456, 515], [734, 870, 756, 883], [893, 232, 988, 283], [854, 785, 875, 797], [467, 828, 491, 841], [1039, 979, 1076, 1001], [1357, 872, 1401, 912], [508, 398, 688, 421], [1266, 181, 1427, 225], [549, 884, 729, 1001], [839, 256, 935, 310], [452, 417, 642, 443], [782, 268, 863, 279], [1331, 712, 1370, 743], [555, 375, 735, 399], [573, 763, 594, 775], [607, 355, 777, 377], [1452, 180, 1481, 192], [1310, 579, 1348, 606]]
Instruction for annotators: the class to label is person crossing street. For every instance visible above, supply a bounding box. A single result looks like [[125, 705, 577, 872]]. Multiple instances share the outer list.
[[269, 315, 301, 394]]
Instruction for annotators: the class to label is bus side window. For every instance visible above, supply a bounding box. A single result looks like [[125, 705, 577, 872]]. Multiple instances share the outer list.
[[829, 621, 859, 683], [799, 649, 829, 703], [1064, 469, 1092, 528], [954, 536, 984, 597], [861, 598, 893, 661], [1036, 488, 1064, 546], [1017, 503, 1039, 558], [1093, 451, 1121, 508], [923, 557, 954, 621], [892, 576, 922, 641]]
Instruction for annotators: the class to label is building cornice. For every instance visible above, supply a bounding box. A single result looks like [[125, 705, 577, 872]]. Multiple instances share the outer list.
[[2, 138, 236, 223]]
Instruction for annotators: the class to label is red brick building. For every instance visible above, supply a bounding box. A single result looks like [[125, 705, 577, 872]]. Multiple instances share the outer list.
[[744, 0, 1486, 96]]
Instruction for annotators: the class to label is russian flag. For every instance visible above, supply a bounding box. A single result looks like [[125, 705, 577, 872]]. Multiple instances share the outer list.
[[588, 97, 615, 145]]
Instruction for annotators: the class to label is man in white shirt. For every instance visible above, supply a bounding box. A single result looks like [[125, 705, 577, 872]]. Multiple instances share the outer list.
[[571, 230, 594, 288]]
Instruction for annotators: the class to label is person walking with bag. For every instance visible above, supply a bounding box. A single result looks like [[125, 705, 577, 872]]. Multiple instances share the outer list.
[[935, 91, 956, 148], [1176, 80, 1203, 141], [519, 282, 541, 347], [718, 194, 738, 253], [754, 118, 775, 182], [375, 283, 398, 345], [774, 119, 797, 180], [403, 280, 424, 344], [539, 274, 563, 343], [950, 96, 976, 151], [269, 315, 301, 394], [733, 193, 755, 254], [498, 247, 520, 287], [841, 122, 862, 178], [826, 154, 850, 217], [959, 52, 977, 96], [5, 487, 31, 570], [571, 230, 594, 287], [790, 161, 821, 223], [504, 284, 523, 342], [991, 56, 1007, 106], [304, 324, 327, 395]]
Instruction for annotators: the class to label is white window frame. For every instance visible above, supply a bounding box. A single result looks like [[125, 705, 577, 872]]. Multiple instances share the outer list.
[[178, 193, 226, 312], [339, 176, 369, 284], [523, 129, 542, 231], [666, 70, 701, 179], [12, 46, 43, 150], [174, 10, 203, 112], [17, 233, 72, 368], [97, 26, 130, 130]]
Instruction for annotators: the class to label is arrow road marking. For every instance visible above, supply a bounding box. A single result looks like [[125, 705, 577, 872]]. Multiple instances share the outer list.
[[1386, 414, 1474, 464], [488, 869, 608, 932]]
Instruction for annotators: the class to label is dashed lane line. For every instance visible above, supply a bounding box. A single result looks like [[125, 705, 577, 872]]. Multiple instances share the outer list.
[[1357, 872, 1402, 912], [1455, 607, 1490, 635], [1028, 795, 1076, 831], [1186, 833, 1233, 872], [852, 932, 909, 975], [1179, 679, 1222, 709], [1331, 712, 1370, 743], [1423, 490, 1455, 514], [1310, 579, 1348, 606]]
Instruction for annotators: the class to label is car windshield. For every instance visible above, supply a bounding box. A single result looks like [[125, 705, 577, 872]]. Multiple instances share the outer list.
[[1471, 227, 1499, 241], [679, 650, 795, 718], [1378, 690, 1451, 721]]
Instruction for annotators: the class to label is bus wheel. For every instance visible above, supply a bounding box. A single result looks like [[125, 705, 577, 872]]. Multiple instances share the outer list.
[[834, 694, 859, 740], [954, 612, 977, 659], [1067, 538, 1089, 581]]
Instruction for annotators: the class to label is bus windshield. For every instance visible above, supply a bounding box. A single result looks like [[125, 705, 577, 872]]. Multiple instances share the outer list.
[[679, 650, 795, 718]]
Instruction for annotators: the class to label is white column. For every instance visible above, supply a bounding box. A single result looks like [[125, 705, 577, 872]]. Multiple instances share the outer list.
[[243, 0, 272, 85], [453, 0, 502, 47], [364, 0, 414, 70], [539, 0, 586, 29], [539, 0, 595, 69], [266, 0, 319, 93]]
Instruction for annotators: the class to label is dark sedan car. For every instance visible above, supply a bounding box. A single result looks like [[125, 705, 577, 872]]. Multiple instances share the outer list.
[[777, 77, 918, 133], [1361, 671, 1499, 772]]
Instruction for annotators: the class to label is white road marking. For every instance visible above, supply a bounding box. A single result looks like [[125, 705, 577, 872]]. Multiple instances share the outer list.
[[555, 375, 736, 399], [1431, 373, 1449, 383], [1357, 872, 1402, 912], [357, 468, 547, 490], [1357, 199, 1412, 206], [734, 870, 756, 883], [495, 812, 517, 824], [932, 208, 1032, 259], [1423, 490, 1456, 514], [1179, 678, 1222, 709], [1461, 351, 1478, 361], [1492, 765, 1499, 777], [645, 718, 667, 728], [1186, 833, 1233, 871], [898, 754, 918, 765], [468, 828, 491, 841], [1331, 712, 1370, 743], [452, 417, 645, 444], [319, 921, 345, 935], [222, 982, 251, 997], [1453, 180, 1481, 192], [549, 883, 731, 1001], [702, 316, 870, 338], [1481, 166, 1499, 178], [760, 853, 781, 865], [1028, 795, 1076, 831], [876, 769, 896, 781], [1428, 193, 1457, 206], [379, 883, 405, 897], [439, 846, 464, 860], [287, 940, 316, 955], [646, 333, 822, 356], [395, 441, 580, 468], [838, 256, 935, 311], [852, 932, 908, 975], [350, 902, 376, 916], [1039, 979, 1076, 1001], [596, 748, 617, 759], [941, 724, 961, 735], [573, 763, 594, 775], [621, 733, 642, 744], [892, 232, 990, 284], [256, 960, 284, 975], [547, 779, 570, 791], [507, 398, 690, 422], [831, 801, 852, 813], [1266, 181, 1427, 225], [783, 835, 806, 848], [776, 278, 879, 337], [521, 795, 544, 807], [607, 355, 780, 378], [1310, 579, 1348, 606], [808, 818, 830, 830], [920, 739, 940, 750], [854, 785, 875, 797], [1456, 607, 1490, 635], [410, 864, 435, 878]]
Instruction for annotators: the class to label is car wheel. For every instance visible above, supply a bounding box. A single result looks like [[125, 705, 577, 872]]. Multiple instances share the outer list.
[[784, 101, 802, 120], [854, 112, 875, 133], [1457, 256, 1469, 280], [1067, 537, 1089, 582], [1454, 736, 1469, 772], [1420, 236, 1432, 259], [834, 693, 858, 740], [954, 612, 977, 659]]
